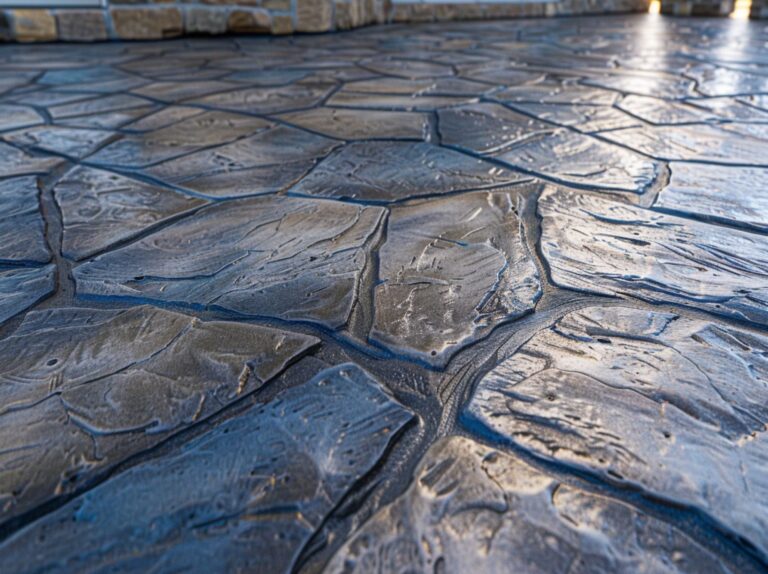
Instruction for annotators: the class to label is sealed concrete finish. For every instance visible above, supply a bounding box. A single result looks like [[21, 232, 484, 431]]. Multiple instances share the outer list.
[[0, 13, 767, 574]]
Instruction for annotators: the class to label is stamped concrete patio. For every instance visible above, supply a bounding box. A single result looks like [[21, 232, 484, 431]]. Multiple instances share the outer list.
[[1, 11, 768, 574]]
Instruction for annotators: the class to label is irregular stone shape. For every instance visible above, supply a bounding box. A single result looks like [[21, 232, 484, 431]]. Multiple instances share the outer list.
[[122, 105, 206, 132], [291, 141, 527, 203], [508, 102, 640, 133], [438, 103, 554, 154], [74, 197, 384, 329], [683, 97, 768, 121], [39, 66, 136, 87], [56, 106, 158, 130], [277, 107, 429, 140], [601, 124, 768, 165], [225, 69, 308, 85], [48, 94, 149, 120], [617, 94, 719, 124], [0, 71, 38, 96], [687, 66, 768, 98], [131, 80, 236, 103], [327, 436, 734, 574], [0, 305, 318, 524], [54, 167, 208, 260], [506, 131, 660, 193], [343, 76, 490, 96], [0, 177, 49, 264], [88, 111, 269, 169], [372, 191, 541, 366], [326, 90, 471, 110], [491, 81, 620, 105], [439, 103, 660, 194], [539, 187, 768, 327], [144, 124, 338, 198], [582, 73, 695, 98], [0, 363, 412, 573], [460, 65, 542, 86], [4, 126, 114, 159], [5, 89, 95, 108], [464, 305, 768, 561], [190, 82, 335, 114], [0, 142, 60, 177], [655, 163, 768, 232], [740, 94, 768, 112], [0, 265, 55, 325], [0, 104, 43, 132], [360, 57, 454, 79]]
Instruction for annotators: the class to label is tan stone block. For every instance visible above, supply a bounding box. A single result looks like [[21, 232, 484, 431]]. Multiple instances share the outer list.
[[262, 0, 292, 10], [491, 2, 544, 17], [373, 0, 388, 23], [296, 0, 333, 32], [11, 9, 57, 42], [450, 3, 485, 19], [409, 3, 435, 22], [482, 4, 511, 18], [56, 10, 107, 41], [335, 1, 354, 29], [390, 4, 411, 22], [433, 4, 457, 21], [227, 9, 270, 33], [110, 7, 183, 40], [352, 0, 367, 26], [201, 0, 260, 6], [185, 7, 228, 35], [271, 14, 293, 34]]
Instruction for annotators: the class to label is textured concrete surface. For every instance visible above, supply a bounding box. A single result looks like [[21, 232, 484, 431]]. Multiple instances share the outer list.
[[0, 13, 767, 574]]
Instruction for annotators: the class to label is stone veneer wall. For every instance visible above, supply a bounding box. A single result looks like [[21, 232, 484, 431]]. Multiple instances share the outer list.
[[660, 0, 734, 15], [752, 0, 768, 18], [0, 0, 652, 42]]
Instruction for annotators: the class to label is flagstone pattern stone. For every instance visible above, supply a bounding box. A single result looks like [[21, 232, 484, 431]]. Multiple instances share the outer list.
[[0, 305, 319, 525], [438, 103, 662, 194], [1, 14, 768, 574], [371, 190, 541, 366], [54, 167, 208, 260], [0, 363, 412, 573], [538, 187, 768, 326], [73, 196, 385, 329], [0, 176, 49, 264], [290, 140, 527, 203], [464, 306, 768, 561], [0, 265, 55, 325], [327, 436, 735, 574], [654, 163, 768, 232]]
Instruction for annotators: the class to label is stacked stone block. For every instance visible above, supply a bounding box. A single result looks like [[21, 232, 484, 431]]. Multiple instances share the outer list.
[[660, 0, 734, 16], [8, 0, 750, 42]]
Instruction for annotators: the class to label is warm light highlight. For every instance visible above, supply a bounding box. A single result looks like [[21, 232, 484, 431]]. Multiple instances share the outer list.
[[731, 0, 752, 18], [648, 0, 661, 14]]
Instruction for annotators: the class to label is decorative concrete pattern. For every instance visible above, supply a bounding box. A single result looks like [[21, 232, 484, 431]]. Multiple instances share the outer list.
[[464, 306, 768, 560], [0, 14, 767, 574]]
